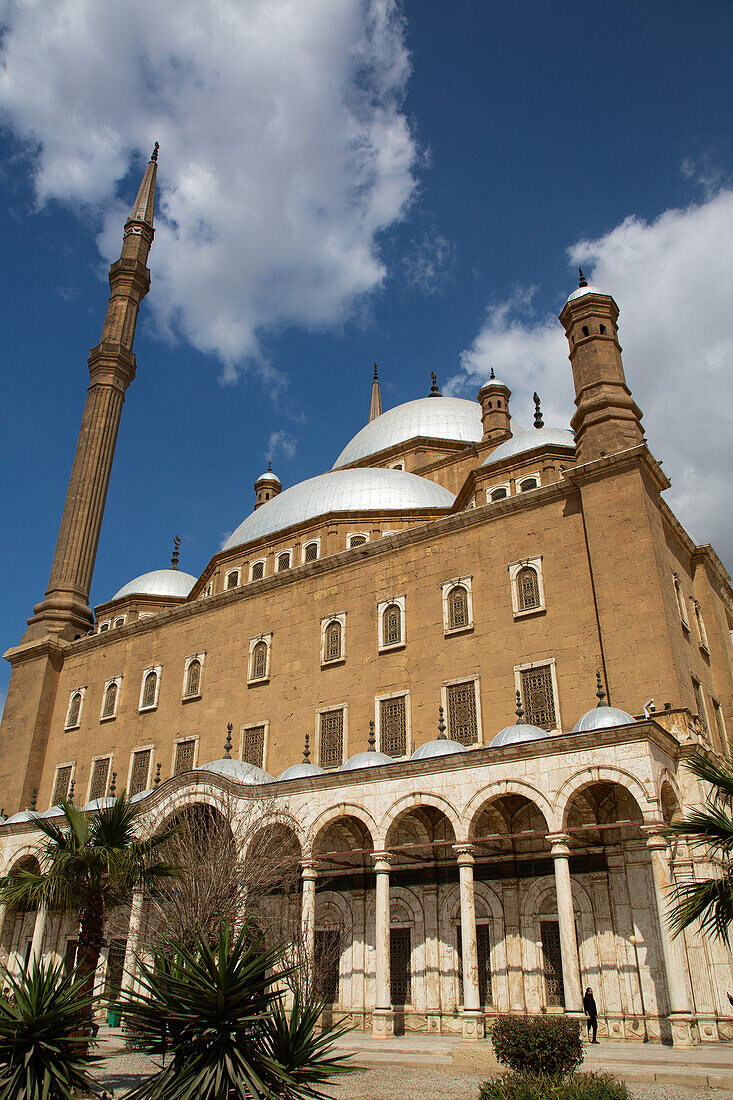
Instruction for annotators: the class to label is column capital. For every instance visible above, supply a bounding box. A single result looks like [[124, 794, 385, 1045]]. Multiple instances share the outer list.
[[453, 842, 476, 866], [299, 858, 319, 880], [547, 832, 572, 856], [642, 828, 669, 853], [371, 849, 393, 871]]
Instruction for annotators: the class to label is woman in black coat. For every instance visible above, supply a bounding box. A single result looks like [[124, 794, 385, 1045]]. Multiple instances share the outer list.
[[583, 987, 599, 1043]]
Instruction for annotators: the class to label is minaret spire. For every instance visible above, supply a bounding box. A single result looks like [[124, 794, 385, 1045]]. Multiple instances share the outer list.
[[25, 146, 159, 640], [369, 363, 382, 422]]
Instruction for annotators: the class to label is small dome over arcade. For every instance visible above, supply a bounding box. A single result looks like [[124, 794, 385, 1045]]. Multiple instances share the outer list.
[[482, 426, 574, 468], [111, 536, 196, 602], [340, 722, 393, 772], [277, 733, 325, 781], [411, 707, 467, 760], [489, 692, 550, 748], [196, 724, 274, 784], [572, 672, 635, 733]]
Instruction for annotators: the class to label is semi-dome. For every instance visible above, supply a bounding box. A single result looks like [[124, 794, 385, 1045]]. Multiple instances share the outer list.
[[277, 761, 325, 781], [482, 427, 574, 468], [572, 706, 635, 733], [333, 396, 491, 469], [222, 468, 455, 551], [196, 758, 273, 784], [112, 568, 197, 601]]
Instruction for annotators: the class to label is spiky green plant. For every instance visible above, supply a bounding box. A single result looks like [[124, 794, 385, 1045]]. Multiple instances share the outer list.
[[0, 795, 178, 993], [261, 992, 354, 1100], [665, 752, 733, 942], [0, 957, 103, 1100], [120, 922, 353, 1100]]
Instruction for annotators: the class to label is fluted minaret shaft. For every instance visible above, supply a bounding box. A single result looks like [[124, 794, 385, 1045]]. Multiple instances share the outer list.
[[26, 150, 158, 641], [369, 363, 382, 422]]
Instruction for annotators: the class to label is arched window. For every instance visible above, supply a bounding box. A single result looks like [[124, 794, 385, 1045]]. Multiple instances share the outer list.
[[519, 478, 538, 492], [185, 659, 201, 697], [517, 567, 540, 611], [490, 488, 508, 501], [324, 620, 342, 662], [67, 692, 82, 727], [251, 561, 265, 581], [142, 671, 158, 709], [582, 325, 589, 337], [348, 534, 367, 548], [251, 641, 268, 680], [102, 681, 118, 719], [448, 585, 469, 630], [99, 622, 110, 633], [383, 603, 402, 646], [114, 617, 125, 629], [277, 552, 291, 572], [304, 542, 319, 563], [226, 571, 239, 590]]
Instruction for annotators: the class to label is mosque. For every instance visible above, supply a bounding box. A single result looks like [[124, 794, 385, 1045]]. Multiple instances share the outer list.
[[0, 149, 732, 1046]]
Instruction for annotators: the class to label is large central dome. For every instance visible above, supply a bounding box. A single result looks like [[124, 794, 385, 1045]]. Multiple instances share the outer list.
[[333, 397, 487, 469], [222, 468, 454, 550]]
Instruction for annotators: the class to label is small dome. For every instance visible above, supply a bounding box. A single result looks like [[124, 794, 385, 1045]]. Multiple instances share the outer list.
[[3, 810, 37, 825], [196, 758, 273, 784], [41, 805, 65, 818], [482, 427, 574, 468], [112, 568, 196, 601], [130, 789, 155, 804], [276, 761, 325, 782], [566, 284, 609, 304], [490, 722, 549, 748], [572, 705, 635, 733], [478, 376, 509, 394], [83, 796, 114, 812], [411, 737, 466, 761], [255, 467, 281, 487], [339, 749, 393, 772]]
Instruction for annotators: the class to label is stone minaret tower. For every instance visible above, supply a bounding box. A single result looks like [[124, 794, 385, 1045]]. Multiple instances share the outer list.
[[369, 363, 382, 421], [478, 369, 511, 444], [558, 270, 644, 463], [24, 147, 159, 642]]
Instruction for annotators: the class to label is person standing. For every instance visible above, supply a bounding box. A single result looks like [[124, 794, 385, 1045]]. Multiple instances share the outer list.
[[583, 986, 599, 1043]]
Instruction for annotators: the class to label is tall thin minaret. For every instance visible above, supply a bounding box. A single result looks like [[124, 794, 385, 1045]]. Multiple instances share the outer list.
[[25, 146, 159, 641], [369, 363, 382, 421]]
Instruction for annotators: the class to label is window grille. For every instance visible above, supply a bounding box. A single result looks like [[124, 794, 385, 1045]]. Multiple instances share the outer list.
[[520, 478, 537, 492], [226, 571, 239, 590], [349, 535, 367, 548], [324, 621, 342, 662], [185, 659, 201, 697], [251, 641, 268, 680], [174, 740, 196, 775], [448, 585, 469, 629], [520, 665, 556, 730], [540, 920, 565, 1007], [517, 567, 540, 611], [141, 671, 158, 709], [277, 552, 291, 572], [447, 681, 478, 745], [251, 561, 265, 581], [457, 925, 493, 1005], [319, 710, 344, 769], [304, 542, 319, 563], [129, 749, 151, 796], [491, 488, 507, 501], [102, 682, 118, 719], [694, 602, 709, 649], [380, 696, 407, 757], [382, 603, 402, 646], [390, 927, 411, 1004], [52, 765, 72, 805], [243, 726, 265, 768], [89, 758, 110, 801], [67, 692, 82, 728], [713, 701, 728, 754], [315, 930, 341, 1003], [692, 679, 708, 733]]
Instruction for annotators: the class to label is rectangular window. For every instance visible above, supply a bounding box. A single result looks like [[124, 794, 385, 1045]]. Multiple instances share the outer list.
[[174, 739, 196, 775], [243, 725, 265, 768], [540, 920, 565, 1008], [520, 665, 556, 731], [52, 765, 73, 806], [314, 930, 341, 1003], [129, 749, 152, 796], [692, 678, 708, 733], [447, 681, 479, 745], [319, 709, 344, 769], [390, 927, 411, 1004], [89, 757, 111, 801], [380, 695, 407, 757]]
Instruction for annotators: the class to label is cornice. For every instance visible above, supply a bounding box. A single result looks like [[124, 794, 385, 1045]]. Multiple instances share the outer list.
[[561, 443, 670, 492], [3, 636, 68, 668]]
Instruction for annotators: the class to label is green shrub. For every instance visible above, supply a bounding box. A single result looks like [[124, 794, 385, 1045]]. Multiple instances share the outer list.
[[489, 1015, 584, 1078], [479, 1072, 633, 1100]]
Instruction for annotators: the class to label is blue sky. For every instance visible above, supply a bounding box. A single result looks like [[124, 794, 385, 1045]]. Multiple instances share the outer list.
[[1, 0, 732, 708]]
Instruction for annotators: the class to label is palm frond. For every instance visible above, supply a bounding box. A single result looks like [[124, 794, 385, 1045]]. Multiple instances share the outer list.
[[665, 802, 733, 854], [667, 873, 733, 943], [683, 753, 733, 802]]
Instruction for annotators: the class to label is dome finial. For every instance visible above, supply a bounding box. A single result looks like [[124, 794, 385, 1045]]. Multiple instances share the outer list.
[[154, 763, 162, 787], [428, 370, 441, 397], [437, 706, 447, 740], [171, 535, 181, 570], [374, 362, 379, 381], [150, 141, 159, 162], [68, 778, 75, 803], [490, 367, 495, 380], [29, 788, 37, 812], [515, 689, 525, 725], [595, 670, 607, 707], [368, 720, 376, 751], [578, 267, 587, 288], [303, 732, 311, 763], [224, 723, 233, 759], [108, 771, 117, 797], [533, 393, 544, 429]]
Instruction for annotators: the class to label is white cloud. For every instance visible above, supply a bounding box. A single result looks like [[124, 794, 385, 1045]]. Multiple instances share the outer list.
[[448, 188, 733, 568], [0, 0, 418, 375], [266, 429, 297, 463]]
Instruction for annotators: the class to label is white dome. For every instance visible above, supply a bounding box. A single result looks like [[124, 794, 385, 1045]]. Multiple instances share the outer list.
[[130, 789, 155, 804], [83, 797, 115, 812], [222, 468, 454, 550], [478, 376, 509, 393], [411, 737, 466, 761], [41, 805, 65, 818], [333, 397, 490, 468], [196, 758, 273, 784], [255, 469, 281, 487], [566, 284, 609, 303], [482, 427, 574, 468], [276, 761, 325, 782], [490, 722, 549, 748], [112, 569, 196, 601], [339, 749, 393, 772], [3, 810, 37, 825], [572, 706, 635, 733]]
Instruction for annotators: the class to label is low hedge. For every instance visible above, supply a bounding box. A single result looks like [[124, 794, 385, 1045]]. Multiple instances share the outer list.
[[489, 1015, 584, 1078], [479, 1071, 633, 1100]]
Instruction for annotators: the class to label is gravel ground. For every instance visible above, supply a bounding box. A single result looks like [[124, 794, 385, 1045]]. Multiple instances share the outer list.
[[90, 1050, 733, 1100]]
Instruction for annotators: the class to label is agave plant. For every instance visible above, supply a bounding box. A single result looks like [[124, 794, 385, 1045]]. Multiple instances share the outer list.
[[0, 957, 103, 1100], [665, 752, 733, 942], [120, 922, 352, 1100], [262, 992, 354, 1099]]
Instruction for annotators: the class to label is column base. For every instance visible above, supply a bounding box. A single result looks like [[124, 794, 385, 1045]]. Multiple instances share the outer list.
[[461, 1010, 485, 1040], [668, 1014, 696, 1047], [372, 1008, 394, 1037]]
